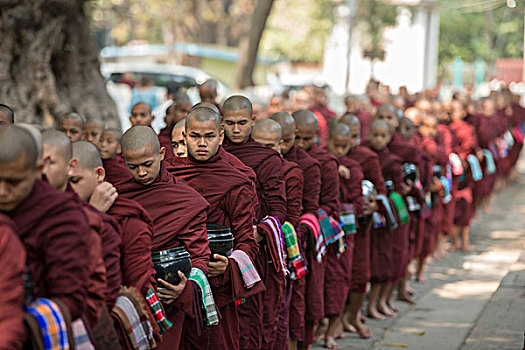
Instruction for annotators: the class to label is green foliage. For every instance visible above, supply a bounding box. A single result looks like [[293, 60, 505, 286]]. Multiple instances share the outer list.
[[355, 0, 396, 56]]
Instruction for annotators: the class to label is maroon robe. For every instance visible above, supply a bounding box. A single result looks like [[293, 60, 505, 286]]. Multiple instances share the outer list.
[[307, 143, 339, 217], [117, 163, 210, 350], [0, 214, 25, 349], [356, 110, 372, 143], [6, 180, 91, 320], [103, 154, 132, 186], [108, 197, 157, 295], [167, 151, 262, 350], [437, 124, 455, 236]]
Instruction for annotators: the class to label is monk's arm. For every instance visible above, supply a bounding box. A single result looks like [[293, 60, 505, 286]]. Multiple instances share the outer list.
[[258, 156, 287, 223], [0, 228, 26, 349], [285, 167, 304, 228], [347, 163, 365, 215], [302, 163, 322, 214], [319, 158, 340, 217]]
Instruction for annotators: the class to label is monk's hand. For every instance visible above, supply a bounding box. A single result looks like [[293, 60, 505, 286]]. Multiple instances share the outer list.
[[338, 165, 351, 180], [476, 149, 484, 162], [156, 272, 187, 304], [208, 254, 229, 277], [430, 177, 441, 192], [89, 181, 118, 213], [253, 225, 264, 242], [401, 179, 413, 196], [363, 197, 378, 215]]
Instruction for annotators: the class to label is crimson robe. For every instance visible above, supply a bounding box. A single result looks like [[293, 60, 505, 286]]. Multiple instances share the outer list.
[[307, 143, 339, 217], [167, 151, 263, 350], [437, 123, 456, 236], [0, 214, 25, 350], [117, 163, 211, 350], [356, 110, 372, 143], [103, 154, 132, 186], [5, 180, 91, 320]]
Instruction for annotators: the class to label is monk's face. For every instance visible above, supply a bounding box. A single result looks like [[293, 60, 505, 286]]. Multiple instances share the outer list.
[[415, 100, 432, 116], [82, 122, 103, 148], [171, 127, 187, 158], [280, 127, 296, 155], [398, 121, 415, 141], [0, 155, 37, 212], [223, 109, 254, 144], [292, 91, 311, 111], [0, 111, 12, 125], [349, 125, 361, 148], [327, 134, 351, 159], [375, 108, 398, 133], [69, 166, 104, 202], [345, 98, 359, 114], [123, 146, 165, 186], [253, 131, 281, 153], [199, 86, 217, 104], [419, 117, 438, 138], [368, 126, 391, 152], [99, 131, 121, 160], [450, 101, 465, 122], [482, 100, 496, 117], [174, 101, 191, 124], [130, 104, 154, 127], [59, 117, 83, 142], [42, 144, 71, 191], [185, 119, 223, 161], [269, 96, 284, 115], [294, 123, 317, 151]]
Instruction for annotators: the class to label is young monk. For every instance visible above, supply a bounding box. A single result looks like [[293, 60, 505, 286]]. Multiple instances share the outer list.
[[158, 92, 192, 140], [98, 128, 131, 186], [171, 119, 187, 158], [0, 213, 25, 349], [269, 111, 321, 349], [0, 125, 91, 322], [117, 126, 211, 349], [398, 117, 416, 141], [0, 103, 14, 124], [130, 102, 155, 127], [252, 118, 305, 350], [57, 112, 84, 142], [291, 109, 341, 346], [199, 79, 222, 113], [222, 95, 287, 350], [328, 123, 372, 339], [167, 107, 263, 349], [82, 119, 104, 148]]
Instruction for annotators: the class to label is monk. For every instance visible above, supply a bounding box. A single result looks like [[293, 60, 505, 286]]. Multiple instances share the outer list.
[[199, 79, 222, 113], [130, 102, 155, 127], [117, 126, 210, 349], [57, 112, 84, 142], [0, 213, 25, 349], [222, 95, 287, 349], [167, 107, 263, 349], [269, 111, 321, 349], [327, 123, 372, 339], [158, 92, 192, 140], [98, 128, 131, 186], [291, 89, 329, 147], [252, 119, 305, 350], [0, 104, 14, 124], [82, 119, 104, 148], [398, 117, 416, 141], [171, 119, 187, 158], [0, 125, 91, 322]]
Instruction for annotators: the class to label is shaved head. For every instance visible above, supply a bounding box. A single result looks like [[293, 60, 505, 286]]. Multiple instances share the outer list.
[[222, 95, 253, 116], [252, 119, 283, 142], [121, 126, 160, 154], [73, 141, 103, 170], [269, 112, 295, 135], [330, 122, 351, 139], [58, 112, 85, 128], [18, 124, 43, 163], [0, 125, 38, 168], [0, 104, 15, 124], [292, 109, 318, 131], [186, 107, 221, 130], [369, 119, 390, 133], [42, 129, 72, 162], [174, 119, 186, 130], [189, 102, 220, 115], [104, 128, 123, 142], [339, 113, 360, 128], [404, 107, 422, 126]]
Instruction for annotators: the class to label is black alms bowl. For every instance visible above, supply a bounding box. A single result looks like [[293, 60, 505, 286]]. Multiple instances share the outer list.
[[207, 224, 234, 257], [151, 247, 192, 285]]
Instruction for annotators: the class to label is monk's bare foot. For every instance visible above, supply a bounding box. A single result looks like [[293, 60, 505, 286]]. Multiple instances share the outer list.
[[367, 307, 386, 321], [349, 320, 372, 339], [377, 303, 396, 318], [416, 276, 428, 284], [450, 245, 459, 251], [315, 321, 328, 341], [323, 337, 340, 349], [360, 315, 367, 324], [387, 302, 399, 312], [342, 319, 357, 333], [461, 246, 471, 253], [397, 292, 417, 305], [406, 285, 415, 296]]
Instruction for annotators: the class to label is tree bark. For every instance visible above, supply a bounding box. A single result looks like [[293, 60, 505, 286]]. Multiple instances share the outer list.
[[0, 0, 119, 128], [234, 0, 274, 89]]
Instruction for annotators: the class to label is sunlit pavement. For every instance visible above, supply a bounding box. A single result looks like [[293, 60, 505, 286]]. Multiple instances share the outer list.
[[313, 166, 525, 349]]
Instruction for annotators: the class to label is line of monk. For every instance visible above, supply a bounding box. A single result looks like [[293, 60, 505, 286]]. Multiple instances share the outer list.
[[0, 81, 523, 350]]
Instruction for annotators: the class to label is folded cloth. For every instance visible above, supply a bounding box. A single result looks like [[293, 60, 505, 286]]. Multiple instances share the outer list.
[[25, 298, 70, 350], [389, 192, 410, 225], [317, 208, 344, 246], [189, 267, 219, 327], [376, 194, 398, 230], [482, 149, 497, 175], [260, 216, 289, 276], [439, 176, 452, 204], [467, 154, 483, 182], [112, 293, 153, 350], [300, 213, 325, 262], [282, 221, 307, 280], [229, 250, 262, 289], [449, 153, 464, 176], [504, 130, 515, 148], [512, 126, 524, 143], [145, 287, 172, 334], [71, 319, 95, 350], [339, 203, 357, 236], [405, 196, 421, 212]]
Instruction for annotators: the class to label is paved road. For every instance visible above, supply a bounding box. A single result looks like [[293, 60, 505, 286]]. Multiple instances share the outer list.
[[313, 172, 525, 350]]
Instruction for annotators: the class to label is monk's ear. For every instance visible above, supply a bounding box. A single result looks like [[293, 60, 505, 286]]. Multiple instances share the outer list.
[[151, 115, 155, 121], [219, 126, 225, 144], [117, 144, 122, 154], [94, 166, 105, 183], [67, 158, 79, 177], [42, 155, 51, 175], [159, 146, 166, 161], [251, 114, 256, 126]]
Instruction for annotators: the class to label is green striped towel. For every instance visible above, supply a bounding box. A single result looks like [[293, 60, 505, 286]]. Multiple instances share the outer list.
[[189, 268, 219, 327]]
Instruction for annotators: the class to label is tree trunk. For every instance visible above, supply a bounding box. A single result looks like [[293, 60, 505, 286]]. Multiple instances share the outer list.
[[234, 0, 274, 89], [0, 0, 119, 128]]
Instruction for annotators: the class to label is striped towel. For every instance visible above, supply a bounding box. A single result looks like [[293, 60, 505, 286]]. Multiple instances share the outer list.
[[339, 203, 357, 235], [189, 268, 219, 327], [229, 250, 261, 289], [376, 194, 398, 230], [300, 213, 325, 262], [467, 154, 483, 182], [145, 287, 172, 334], [282, 222, 307, 280], [317, 209, 344, 246], [449, 153, 464, 176], [482, 149, 497, 175], [25, 298, 70, 350], [113, 295, 152, 350], [389, 192, 410, 225], [261, 216, 289, 276], [71, 319, 95, 350]]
